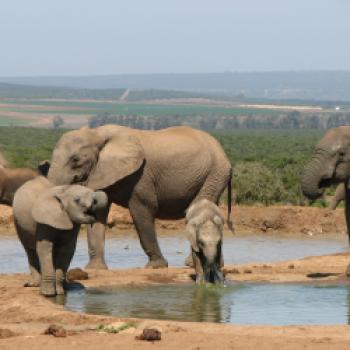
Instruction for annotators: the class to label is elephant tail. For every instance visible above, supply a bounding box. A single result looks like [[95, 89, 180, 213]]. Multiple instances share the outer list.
[[227, 171, 234, 232]]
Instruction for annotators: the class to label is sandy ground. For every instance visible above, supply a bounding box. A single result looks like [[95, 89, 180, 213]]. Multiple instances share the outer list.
[[1, 253, 350, 349], [0, 203, 347, 235], [1, 204, 350, 349]]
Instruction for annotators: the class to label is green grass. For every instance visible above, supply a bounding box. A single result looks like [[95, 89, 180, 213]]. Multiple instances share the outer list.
[[0, 126, 328, 205], [0, 116, 29, 126], [0, 99, 285, 117]]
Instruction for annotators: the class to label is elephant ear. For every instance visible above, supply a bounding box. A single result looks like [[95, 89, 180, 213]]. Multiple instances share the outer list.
[[32, 187, 73, 230], [87, 132, 145, 190], [186, 221, 199, 253]]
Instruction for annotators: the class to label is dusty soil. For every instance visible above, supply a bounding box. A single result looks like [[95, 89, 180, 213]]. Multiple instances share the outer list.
[[0, 203, 346, 236], [1, 253, 350, 349], [1, 204, 349, 349]]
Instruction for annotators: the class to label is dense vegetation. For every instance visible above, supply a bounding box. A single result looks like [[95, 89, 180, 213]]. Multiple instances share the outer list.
[[0, 127, 328, 206]]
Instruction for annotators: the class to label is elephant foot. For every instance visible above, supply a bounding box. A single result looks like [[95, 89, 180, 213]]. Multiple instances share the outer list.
[[40, 284, 56, 297], [56, 285, 65, 295], [185, 254, 194, 268], [145, 258, 168, 269], [85, 259, 108, 270], [24, 280, 40, 287]]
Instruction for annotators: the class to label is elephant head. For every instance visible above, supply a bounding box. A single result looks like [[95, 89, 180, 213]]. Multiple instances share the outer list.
[[301, 126, 350, 200], [186, 199, 224, 284], [32, 185, 108, 230], [47, 126, 145, 190]]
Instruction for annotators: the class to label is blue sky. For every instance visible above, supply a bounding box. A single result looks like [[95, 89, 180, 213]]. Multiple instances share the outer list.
[[0, 0, 349, 76]]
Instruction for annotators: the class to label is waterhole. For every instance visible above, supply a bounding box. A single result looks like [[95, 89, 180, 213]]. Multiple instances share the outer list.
[[59, 283, 350, 325], [0, 233, 348, 273]]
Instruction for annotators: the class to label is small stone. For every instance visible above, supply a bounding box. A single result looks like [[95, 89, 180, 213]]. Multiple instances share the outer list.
[[67, 268, 88, 281], [0, 329, 16, 339], [288, 264, 295, 269], [124, 245, 129, 250], [346, 264, 350, 277], [44, 324, 67, 337], [243, 269, 252, 274], [136, 328, 161, 341]]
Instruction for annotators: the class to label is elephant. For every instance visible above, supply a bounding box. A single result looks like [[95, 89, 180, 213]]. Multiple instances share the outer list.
[[301, 126, 350, 244], [0, 160, 50, 206], [47, 125, 233, 269], [13, 176, 108, 296], [186, 199, 224, 284]]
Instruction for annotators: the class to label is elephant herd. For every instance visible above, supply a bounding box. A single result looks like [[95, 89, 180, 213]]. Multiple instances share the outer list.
[[0, 124, 349, 297]]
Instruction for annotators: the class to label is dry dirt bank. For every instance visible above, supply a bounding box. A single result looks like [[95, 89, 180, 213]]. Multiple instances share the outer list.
[[0, 204, 346, 236], [1, 254, 350, 349]]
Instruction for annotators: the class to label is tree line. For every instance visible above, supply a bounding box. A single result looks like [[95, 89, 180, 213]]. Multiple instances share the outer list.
[[88, 111, 350, 130]]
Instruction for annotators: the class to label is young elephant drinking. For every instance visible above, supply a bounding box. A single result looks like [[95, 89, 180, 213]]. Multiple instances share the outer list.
[[186, 199, 224, 284], [13, 176, 108, 296]]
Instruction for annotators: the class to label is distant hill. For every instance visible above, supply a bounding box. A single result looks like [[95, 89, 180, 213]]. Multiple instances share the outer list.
[[1, 71, 350, 101], [0, 82, 125, 100]]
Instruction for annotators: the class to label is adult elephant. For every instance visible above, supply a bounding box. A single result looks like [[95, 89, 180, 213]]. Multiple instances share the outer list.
[[0, 160, 50, 206], [301, 126, 350, 242], [47, 125, 233, 269]]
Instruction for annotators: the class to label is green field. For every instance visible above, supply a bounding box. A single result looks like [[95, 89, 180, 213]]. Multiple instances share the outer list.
[[0, 127, 328, 206], [0, 99, 285, 117], [0, 116, 29, 126]]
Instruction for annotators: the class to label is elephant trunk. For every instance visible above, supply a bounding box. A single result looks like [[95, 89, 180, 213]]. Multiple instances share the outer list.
[[92, 191, 108, 211], [203, 244, 224, 284], [301, 155, 329, 200]]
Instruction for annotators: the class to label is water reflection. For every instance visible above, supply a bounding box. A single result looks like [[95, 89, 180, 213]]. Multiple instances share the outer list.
[[62, 283, 350, 325]]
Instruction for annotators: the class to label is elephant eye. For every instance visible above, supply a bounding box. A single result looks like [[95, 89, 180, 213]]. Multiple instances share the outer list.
[[339, 150, 346, 158], [71, 155, 80, 163]]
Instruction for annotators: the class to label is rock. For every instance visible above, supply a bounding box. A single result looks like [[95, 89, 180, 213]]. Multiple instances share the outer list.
[[288, 264, 295, 269], [346, 264, 350, 277], [67, 268, 89, 281], [136, 328, 161, 341], [0, 328, 16, 339], [44, 324, 67, 337], [243, 269, 252, 274]]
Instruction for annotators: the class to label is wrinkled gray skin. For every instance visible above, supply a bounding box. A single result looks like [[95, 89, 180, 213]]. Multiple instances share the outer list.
[[13, 176, 107, 296], [330, 183, 346, 210], [186, 199, 224, 284], [47, 125, 232, 270], [0, 160, 50, 206], [301, 126, 350, 244]]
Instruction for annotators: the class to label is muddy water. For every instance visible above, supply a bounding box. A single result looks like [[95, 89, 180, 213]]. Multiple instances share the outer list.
[[0, 232, 348, 273], [62, 283, 350, 325]]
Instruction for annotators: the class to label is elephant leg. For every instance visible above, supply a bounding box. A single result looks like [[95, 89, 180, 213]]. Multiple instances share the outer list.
[[129, 201, 168, 269], [24, 248, 41, 287], [36, 237, 56, 296], [185, 253, 194, 267], [193, 251, 204, 284], [54, 232, 78, 295], [344, 180, 350, 276], [85, 203, 111, 270]]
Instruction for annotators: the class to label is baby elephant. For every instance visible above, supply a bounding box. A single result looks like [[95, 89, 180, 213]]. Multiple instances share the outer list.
[[186, 199, 224, 284], [13, 176, 108, 296]]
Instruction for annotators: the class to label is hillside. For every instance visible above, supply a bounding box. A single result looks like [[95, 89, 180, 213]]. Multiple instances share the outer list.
[[2, 71, 350, 101]]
